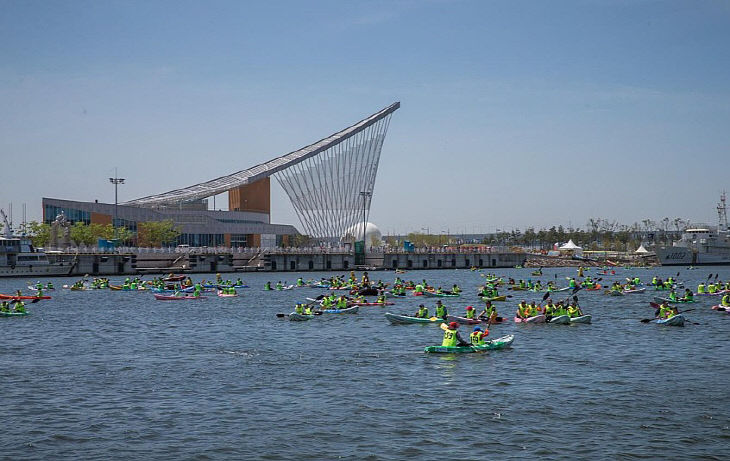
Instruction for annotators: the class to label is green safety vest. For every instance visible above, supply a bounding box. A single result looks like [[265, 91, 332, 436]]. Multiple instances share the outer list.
[[465, 310, 475, 319], [417, 308, 428, 318], [436, 306, 446, 317], [442, 328, 458, 347], [470, 331, 483, 345]]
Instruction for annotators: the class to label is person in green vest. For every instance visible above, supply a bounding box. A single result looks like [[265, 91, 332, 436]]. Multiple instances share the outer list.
[[304, 304, 314, 315], [682, 289, 694, 302], [516, 301, 530, 319], [470, 326, 489, 346], [275, 281, 283, 290], [414, 304, 429, 318], [720, 293, 730, 307], [440, 321, 471, 347], [567, 301, 583, 318], [294, 304, 304, 314], [0, 301, 10, 313], [452, 284, 461, 294], [264, 281, 272, 290], [669, 289, 678, 302], [529, 301, 540, 316], [336, 296, 348, 309], [297, 277, 304, 287], [543, 299, 555, 320], [464, 305, 476, 319], [435, 300, 448, 320], [479, 301, 497, 323], [13, 300, 26, 313]]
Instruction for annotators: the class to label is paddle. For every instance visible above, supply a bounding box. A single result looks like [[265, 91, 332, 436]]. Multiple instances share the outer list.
[[640, 308, 696, 323]]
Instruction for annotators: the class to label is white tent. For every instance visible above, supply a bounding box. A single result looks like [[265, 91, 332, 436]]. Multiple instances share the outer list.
[[559, 239, 582, 250], [635, 244, 650, 254]]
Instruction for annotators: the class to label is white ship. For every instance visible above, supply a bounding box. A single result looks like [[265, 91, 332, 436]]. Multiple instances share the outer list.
[[656, 193, 730, 266], [0, 210, 72, 277]]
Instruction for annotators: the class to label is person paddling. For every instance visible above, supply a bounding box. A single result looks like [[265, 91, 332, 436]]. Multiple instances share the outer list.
[[440, 321, 471, 347], [414, 304, 429, 318], [435, 300, 448, 320], [470, 326, 489, 346]]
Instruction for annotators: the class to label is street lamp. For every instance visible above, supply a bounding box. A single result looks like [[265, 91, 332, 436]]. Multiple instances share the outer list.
[[109, 168, 125, 240], [359, 191, 372, 253]]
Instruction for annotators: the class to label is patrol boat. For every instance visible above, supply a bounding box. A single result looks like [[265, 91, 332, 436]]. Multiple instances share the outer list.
[[0, 210, 71, 277], [656, 193, 730, 266]]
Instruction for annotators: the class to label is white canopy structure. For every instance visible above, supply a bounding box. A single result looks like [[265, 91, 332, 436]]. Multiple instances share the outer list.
[[635, 244, 650, 254], [559, 239, 582, 250]]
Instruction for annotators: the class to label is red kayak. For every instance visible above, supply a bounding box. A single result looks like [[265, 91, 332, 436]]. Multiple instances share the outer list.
[[162, 274, 187, 282], [0, 294, 51, 300]]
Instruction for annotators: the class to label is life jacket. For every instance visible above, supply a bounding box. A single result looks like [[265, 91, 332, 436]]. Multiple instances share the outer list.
[[470, 331, 483, 345], [436, 305, 446, 317], [442, 328, 458, 347], [465, 309, 475, 319]]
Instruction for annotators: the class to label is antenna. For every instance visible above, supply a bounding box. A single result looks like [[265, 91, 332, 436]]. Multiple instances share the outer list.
[[717, 191, 728, 233]]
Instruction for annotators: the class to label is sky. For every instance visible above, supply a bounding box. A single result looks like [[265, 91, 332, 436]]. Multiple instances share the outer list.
[[2, 0, 729, 236]]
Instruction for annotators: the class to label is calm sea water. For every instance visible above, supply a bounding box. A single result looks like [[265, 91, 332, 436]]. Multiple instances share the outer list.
[[1, 266, 729, 460]]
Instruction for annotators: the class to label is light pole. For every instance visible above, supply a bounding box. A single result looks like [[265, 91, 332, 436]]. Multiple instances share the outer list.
[[109, 168, 125, 240], [359, 191, 372, 255]]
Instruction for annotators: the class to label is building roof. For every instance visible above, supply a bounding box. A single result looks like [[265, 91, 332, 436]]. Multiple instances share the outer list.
[[123, 102, 400, 207]]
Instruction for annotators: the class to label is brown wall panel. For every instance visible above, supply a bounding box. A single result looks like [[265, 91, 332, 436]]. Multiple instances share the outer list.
[[91, 212, 112, 225], [228, 177, 270, 213]]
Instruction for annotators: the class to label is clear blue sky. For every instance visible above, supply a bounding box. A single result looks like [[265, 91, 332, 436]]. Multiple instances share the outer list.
[[2, 0, 729, 236]]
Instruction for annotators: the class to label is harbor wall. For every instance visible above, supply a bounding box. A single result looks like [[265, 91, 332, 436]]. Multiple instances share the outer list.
[[1, 249, 528, 277]]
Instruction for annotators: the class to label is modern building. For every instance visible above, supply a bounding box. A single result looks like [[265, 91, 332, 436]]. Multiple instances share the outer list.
[[42, 102, 399, 247]]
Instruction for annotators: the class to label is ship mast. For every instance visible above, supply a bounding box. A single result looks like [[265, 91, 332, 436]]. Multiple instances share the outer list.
[[718, 191, 728, 234], [0, 209, 11, 238]]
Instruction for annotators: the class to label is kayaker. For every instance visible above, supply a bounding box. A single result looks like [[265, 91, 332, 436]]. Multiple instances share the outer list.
[[682, 289, 694, 302], [720, 293, 730, 307], [529, 301, 540, 316], [669, 289, 678, 302], [361, 272, 370, 285], [0, 301, 10, 312], [304, 304, 314, 315], [544, 299, 555, 320], [441, 321, 471, 347], [479, 301, 497, 323], [376, 294, 386, 304], [464, 305, 476, 319], [264, 281, 272, 290], [13, 301, 26, 313], [414, 304, 429, 318], [567, 302, 583, 318], [295, 304, 304, 314], [47, 282, 54, 289], [470, 326, 489, 345], [516, 301, 530, 319], [236, 278, 243, 286], [297, 277, 304, 287], [336, 296, 348, 309], [435, 300, 448, 320], [452, 284, 461, 294], [276, 281, 283, 290]]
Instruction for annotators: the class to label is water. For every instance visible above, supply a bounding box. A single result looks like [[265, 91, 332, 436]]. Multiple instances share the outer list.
[[1, 266, 729, 460]]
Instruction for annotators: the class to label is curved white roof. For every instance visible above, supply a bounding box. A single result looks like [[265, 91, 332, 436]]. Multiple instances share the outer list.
[[123, 102, 400, 207]]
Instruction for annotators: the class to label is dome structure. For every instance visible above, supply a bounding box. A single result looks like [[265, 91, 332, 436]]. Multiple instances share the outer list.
[[343, 222, 382, 250]]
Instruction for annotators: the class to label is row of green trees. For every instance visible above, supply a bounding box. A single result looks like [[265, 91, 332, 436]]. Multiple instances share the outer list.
[[20, 220, 181, 248], [383, 217, 691, 251]]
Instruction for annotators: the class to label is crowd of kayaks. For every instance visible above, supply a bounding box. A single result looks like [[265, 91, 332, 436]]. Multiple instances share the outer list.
[[3, 268, 728, 354]]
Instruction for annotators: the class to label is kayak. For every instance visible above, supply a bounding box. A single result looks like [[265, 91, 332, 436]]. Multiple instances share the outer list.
[[569, 314, 592, 324], [711, 305, 730, 312], [289, 313, 315, 321], [546, 286, 571, 293], [480, 295, 507, 302], [584, 285, 602, 291], [0, 294, 51, 300], [421, 291, 460, 298], [424, 334, 515, 353], [446, 314, 506, 325], [623, 288, 646, 294], [653, 296, 696, 304], [162, 275, 187, 282], [0, 311, 30, 317], [653, 314, 685, 327], [513, 314, 546, 323], [217, 292, 238, 297], [547, 315, 571, 325], [320, 306, 359, 314], [153, 294, 207, 301], [509, 286, 528, 291], [384, 312, 444, 324], [696, 290, 728, 296], [350, 301, 395, 306]]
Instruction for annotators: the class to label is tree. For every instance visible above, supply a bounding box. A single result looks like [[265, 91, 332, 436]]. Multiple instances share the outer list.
[[25, 221, 51, 247], [70, 222, 95, 246], [137, 220, 181, 247]]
